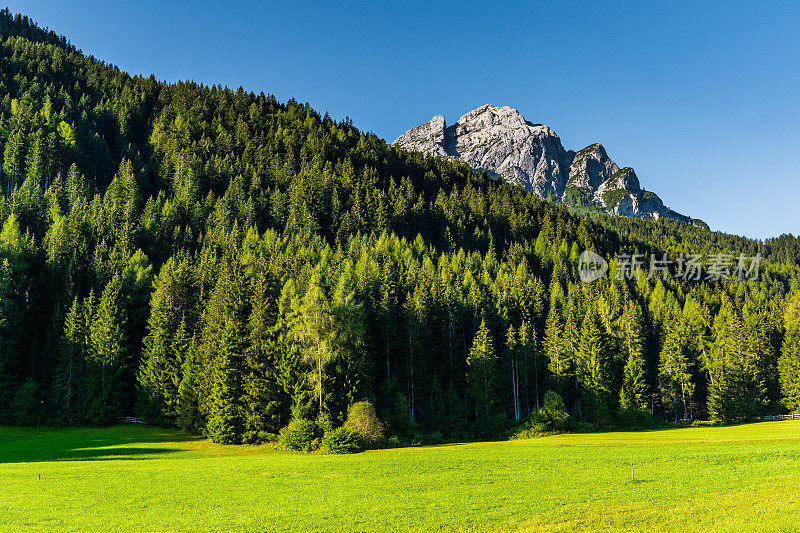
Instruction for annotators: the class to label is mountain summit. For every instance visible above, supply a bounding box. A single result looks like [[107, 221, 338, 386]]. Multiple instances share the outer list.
[[394, 104, 696, 223]]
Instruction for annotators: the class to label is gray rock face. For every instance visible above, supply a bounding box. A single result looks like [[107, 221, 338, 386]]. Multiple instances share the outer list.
[[395, 105, 570, 197], [393, 104, 696, 223], [568, 143, 619, 190], [394, 114, 448, 157]]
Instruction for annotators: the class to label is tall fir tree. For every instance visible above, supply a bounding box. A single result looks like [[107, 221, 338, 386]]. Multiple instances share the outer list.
[[576, 307, 612, 426], [51, 297, 87, 423], [203, 247, 250, 444], [619, 302, 648, 412], [86, 276, 128, 423], [779, 293, 800, 412]]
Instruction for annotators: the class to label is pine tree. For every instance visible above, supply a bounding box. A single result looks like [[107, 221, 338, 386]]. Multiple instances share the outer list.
[[176, 334, 203, 433], [504, 324, 522, 421], [779, 327, 800, 413], [425, 373, 445, 432], [544, 305, 567, 391], [379, 259, 397, 386], [3, 127, 26, 197], [23, 130, 46, 194], [443, 380, 465, 437], [242, 270, 282, 439], [404, 285, 427, 424], [329, 267, 367, 419], [517, 319, 537, 415], [707, 296, 762, 419]]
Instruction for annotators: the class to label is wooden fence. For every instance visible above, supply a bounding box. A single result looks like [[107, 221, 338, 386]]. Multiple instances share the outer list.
[[760, 414, 800, 421], [118, 417, 147, 424]]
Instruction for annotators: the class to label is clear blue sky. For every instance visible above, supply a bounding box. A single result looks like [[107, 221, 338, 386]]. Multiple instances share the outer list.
[[8, 1, 800, 239]]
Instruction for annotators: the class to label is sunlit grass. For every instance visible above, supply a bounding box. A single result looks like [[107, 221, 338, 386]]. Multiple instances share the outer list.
[[1, 421, 799, 532]]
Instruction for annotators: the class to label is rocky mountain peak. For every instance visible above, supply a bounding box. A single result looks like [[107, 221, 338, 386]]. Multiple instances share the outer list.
[[393, 105, 699, 225], [394, 104, 568, 197], [568, 143, 619, 190]]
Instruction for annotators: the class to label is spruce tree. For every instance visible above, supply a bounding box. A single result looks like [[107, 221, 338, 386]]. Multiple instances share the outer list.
[[544, 305, 566, 391], [52, 297, 86, 423], [619, 302, 648, 412], [779, 293, 800, 412], [3, 127, 26, 196], [576, 307, 611, 426], [779, 327, 800, 413], [137, 257, 195, 423], [242, 270, 282, 440], [87, 276, 128, 423], [204, 250, 249, 444]]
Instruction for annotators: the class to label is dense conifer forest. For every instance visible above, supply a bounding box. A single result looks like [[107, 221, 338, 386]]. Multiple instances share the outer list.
[[1, 10, 800, 444]]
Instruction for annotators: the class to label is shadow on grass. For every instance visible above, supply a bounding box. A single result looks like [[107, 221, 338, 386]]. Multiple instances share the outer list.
[[0, 424, 203, 463]]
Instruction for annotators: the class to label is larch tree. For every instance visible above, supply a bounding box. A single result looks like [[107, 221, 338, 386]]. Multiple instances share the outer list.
[[467, 318, 497, 421], [659, 313, 694, 421], [290, 273, 336, 418]]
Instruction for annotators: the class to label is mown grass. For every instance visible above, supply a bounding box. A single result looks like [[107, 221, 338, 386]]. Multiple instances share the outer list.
[[1, 421, 799, 532]]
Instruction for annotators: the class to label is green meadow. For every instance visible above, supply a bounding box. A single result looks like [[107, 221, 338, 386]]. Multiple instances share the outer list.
[[2, 421, 799, 532]]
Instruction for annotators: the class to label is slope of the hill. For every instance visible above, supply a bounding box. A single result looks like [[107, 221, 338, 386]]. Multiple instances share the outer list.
[[0, 9, 798, 443]]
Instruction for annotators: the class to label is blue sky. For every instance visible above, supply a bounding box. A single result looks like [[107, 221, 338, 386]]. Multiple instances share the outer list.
[[8, 1, 800, 239]]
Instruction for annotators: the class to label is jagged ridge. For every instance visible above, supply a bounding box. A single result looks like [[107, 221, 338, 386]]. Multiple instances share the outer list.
[[393, 104, 700, 224]]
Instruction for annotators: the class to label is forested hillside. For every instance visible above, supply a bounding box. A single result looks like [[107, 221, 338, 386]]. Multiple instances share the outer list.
[[1, 10, 799, 443]]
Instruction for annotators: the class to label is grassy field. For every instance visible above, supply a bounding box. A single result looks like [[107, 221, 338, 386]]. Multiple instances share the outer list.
[[1, 421, 799, 532]]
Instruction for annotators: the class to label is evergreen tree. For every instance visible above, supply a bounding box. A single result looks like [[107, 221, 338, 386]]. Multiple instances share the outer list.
[[707, 297, 763, 420], [52, 297, 86, 423], [290, 274, 336, 418], [619, 302, 648, 412], [0, 10, 797, 439], [659, 314, 694, 421], [203, 249, 249, 444], [779, 293, 800, 412], [87, 276, 128, 423], [576, 307, 612, 426], [137, 257, 195, 423], [3, 126, 26, 196], [467, 318, 496, 421], [176, 334, 203, 433], [241, 270, 282, 440], [544, 305, 567, 392]]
